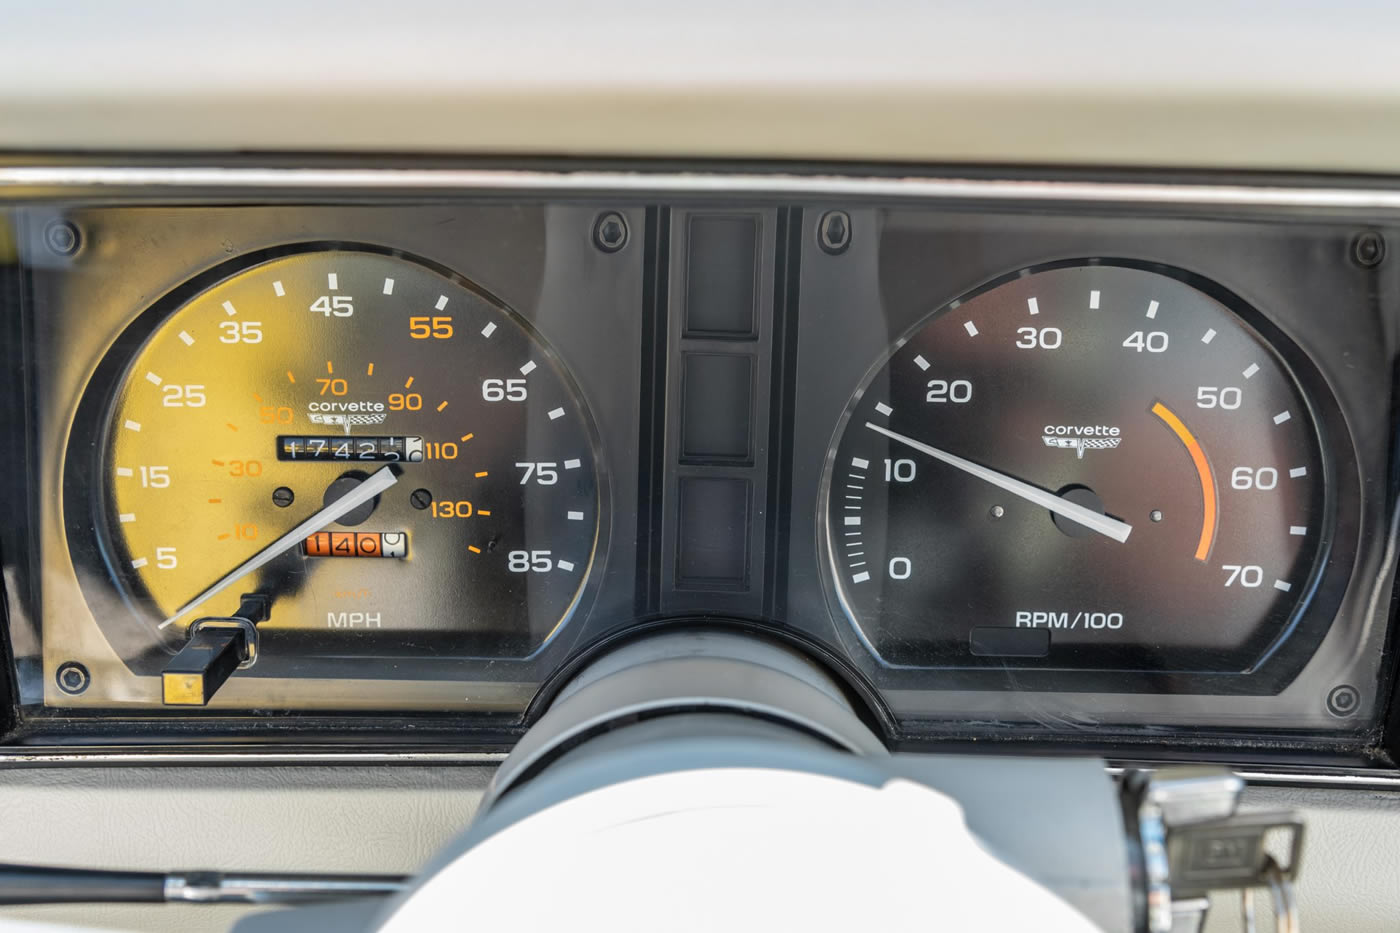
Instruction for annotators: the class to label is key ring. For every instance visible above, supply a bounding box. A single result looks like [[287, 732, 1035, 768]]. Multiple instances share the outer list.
[[1241, 856, 1299, 933]]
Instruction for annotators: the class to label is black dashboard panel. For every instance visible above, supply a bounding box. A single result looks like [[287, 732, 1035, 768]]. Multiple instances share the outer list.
[[1, 163, 1397, 761]]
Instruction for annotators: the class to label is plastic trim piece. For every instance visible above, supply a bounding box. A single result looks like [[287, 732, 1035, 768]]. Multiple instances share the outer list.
[[3, 165, 1400, 211]]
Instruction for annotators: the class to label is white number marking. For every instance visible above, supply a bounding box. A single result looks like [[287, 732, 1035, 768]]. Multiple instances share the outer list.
[[1017, 326, 1062, 349], [926, 379, 972, 404], [1122, 330, 1168, 353], [1223, 564, 1263, 587]]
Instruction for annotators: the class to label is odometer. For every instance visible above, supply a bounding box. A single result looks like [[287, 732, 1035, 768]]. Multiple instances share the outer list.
[[83, 248, 601, 696], [823, 262, 1330, 673]]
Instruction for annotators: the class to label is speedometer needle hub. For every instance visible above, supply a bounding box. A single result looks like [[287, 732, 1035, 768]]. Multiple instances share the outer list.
[[157, 466, 399, 629], [863, 422, 1133, 544]]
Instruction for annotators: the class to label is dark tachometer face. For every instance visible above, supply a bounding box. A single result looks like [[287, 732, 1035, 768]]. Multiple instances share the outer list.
[[823, 263, 1328, 673]]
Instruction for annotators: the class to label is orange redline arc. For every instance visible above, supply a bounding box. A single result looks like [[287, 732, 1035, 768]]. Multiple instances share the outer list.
[[1150, 400, 1218, 562]]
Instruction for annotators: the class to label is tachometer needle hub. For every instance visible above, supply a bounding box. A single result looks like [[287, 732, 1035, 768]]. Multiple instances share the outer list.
[[157, 466, 399, 629], [864, 422, 1133, 543]]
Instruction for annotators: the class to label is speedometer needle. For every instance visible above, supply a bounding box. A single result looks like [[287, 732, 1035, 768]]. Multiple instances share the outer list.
[[864, 423, 1133, 543], [157, 466, 399, 629]]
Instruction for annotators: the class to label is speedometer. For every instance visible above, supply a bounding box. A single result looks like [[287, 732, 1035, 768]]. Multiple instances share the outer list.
[[822, 261, 1334, 675], [71, 247, 601, 703]]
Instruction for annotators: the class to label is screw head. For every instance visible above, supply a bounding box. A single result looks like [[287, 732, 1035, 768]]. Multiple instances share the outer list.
[[1326, 684, 1361, 717], [271, 486, 295, 508], [44, 220, 81, 256], [56, 661, 91, 696], [410, 488, 433, 510], [989, 505, 1005, 520], [818, 210, 852, 255], [1352, 231, 1386, 268], [592, 212, 629, 253]]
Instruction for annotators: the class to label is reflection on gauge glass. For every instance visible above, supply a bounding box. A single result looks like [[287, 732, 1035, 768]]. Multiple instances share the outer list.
[[82, 248, 601, 664], [823, 262, 1330, 672]]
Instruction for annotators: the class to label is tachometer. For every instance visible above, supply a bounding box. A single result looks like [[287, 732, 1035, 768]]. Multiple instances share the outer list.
[[74, 248, 601, 702], [822, 261, 1332, 674]]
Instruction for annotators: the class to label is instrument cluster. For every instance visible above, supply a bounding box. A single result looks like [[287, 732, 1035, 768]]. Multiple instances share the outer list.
[[1, 166, 1396, 757]]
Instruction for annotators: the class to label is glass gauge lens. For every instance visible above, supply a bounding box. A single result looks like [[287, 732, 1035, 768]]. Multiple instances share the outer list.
[[90, 249, 600, 662], [823, 263, 1328, 672]]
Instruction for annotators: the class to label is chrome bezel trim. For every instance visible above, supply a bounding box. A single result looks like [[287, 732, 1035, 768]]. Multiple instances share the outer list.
[[1, 748, 1397, 790], [1, 165, 1400, 210], [0, 748, 507, 766]]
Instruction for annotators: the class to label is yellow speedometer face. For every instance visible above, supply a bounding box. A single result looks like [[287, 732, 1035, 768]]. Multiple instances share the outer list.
[[91, 248, 601, 671]]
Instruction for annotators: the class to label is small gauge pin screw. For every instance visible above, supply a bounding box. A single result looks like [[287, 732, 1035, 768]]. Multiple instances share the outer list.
[[272, 486, 295, 508], [1351, 231, 1386, 268], [44, 220, 81, 256], [818, 210, 852, 255], [592, 212, 629, 253], [989, 505, 1005, 520], [410, 488, 433, 510], [1150, 510, 1163, 522], [1326, 684, 1361, 717], [56, 661, 91, 695]]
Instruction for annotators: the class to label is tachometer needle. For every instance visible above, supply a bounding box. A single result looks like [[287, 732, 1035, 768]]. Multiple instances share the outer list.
[[864, 422, 1133, 543], [157, 466, 399, 629]]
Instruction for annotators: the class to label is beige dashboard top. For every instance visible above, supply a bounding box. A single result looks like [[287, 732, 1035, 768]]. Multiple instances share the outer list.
[[3, 1, 1400, 173]]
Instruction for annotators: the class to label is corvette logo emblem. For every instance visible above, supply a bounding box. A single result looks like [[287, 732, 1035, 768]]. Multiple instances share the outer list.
[[1042, 424, 1122, 459]]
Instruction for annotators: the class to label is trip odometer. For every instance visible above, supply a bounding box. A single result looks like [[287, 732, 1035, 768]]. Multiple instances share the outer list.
[[76, 248, 602, 702], [823, 262, 1334, 676]]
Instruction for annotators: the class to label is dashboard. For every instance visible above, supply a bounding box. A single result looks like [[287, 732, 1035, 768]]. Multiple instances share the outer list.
[[1, 162, 1397, 764]]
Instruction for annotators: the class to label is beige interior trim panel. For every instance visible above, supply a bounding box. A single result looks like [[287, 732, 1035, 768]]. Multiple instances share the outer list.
[[5, 1, 1400, 172]]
